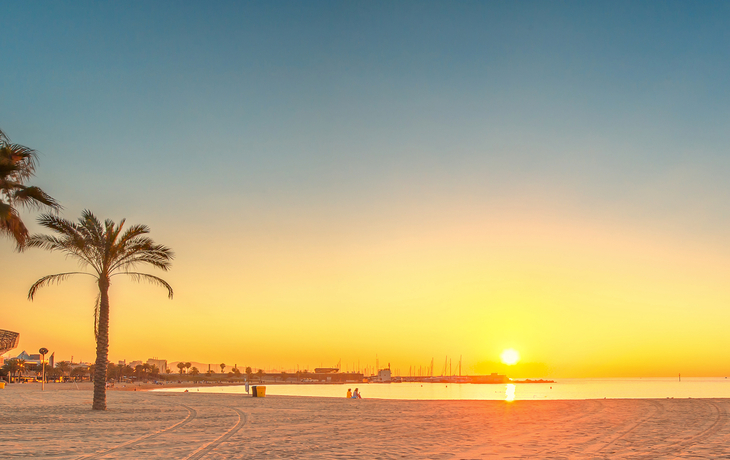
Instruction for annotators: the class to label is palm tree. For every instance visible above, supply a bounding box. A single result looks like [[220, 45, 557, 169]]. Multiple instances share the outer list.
[[14, 359, 27, 382], [46, 367, 62, 381], [220, 363, 226, 374], [27, 210, 173, 410], [70, 366, 87, 381], [190, 367, 199, 376], [177, 362, 186, 375], [56, 361, 72, 380], [0, 128, 60, 249], [106, 363, 119, 381], [184, 362, 191, 374], [121, 365, 134, 379], [2, 359, 22, 382]]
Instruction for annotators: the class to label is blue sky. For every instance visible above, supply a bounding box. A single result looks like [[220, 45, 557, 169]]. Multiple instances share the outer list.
[[4, 1, 729, 221]]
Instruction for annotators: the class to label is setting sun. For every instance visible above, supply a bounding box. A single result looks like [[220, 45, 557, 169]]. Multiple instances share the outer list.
[[501, 349, 520, 366]]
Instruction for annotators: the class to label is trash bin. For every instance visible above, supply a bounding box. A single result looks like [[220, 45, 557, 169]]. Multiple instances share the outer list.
[[0, 382, 5, 389], [252, 385, 266, 397]]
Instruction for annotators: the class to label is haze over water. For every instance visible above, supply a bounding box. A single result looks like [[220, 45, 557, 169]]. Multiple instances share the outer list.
[[159, 378, 730, 401]]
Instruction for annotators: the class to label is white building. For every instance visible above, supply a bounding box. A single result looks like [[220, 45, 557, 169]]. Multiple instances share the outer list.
[[147, 358, 167, 373], [377, 368, 391, 382]]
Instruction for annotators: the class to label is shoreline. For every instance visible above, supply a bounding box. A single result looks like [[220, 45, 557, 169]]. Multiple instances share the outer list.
[[4, 382, 730, 458]]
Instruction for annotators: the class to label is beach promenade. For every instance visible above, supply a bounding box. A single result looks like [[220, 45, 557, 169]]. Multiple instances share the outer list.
[[2, 383, 729, 459]]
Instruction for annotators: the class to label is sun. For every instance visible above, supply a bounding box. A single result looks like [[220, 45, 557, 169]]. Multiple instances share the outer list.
[[500, 348, 520, 366]]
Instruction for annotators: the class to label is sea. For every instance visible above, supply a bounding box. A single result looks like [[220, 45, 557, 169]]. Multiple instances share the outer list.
[[155, 377, 730, 401]]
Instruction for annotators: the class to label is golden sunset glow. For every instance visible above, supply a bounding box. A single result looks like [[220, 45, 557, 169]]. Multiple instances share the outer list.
[[505, 384, 516, 402], [501, 349, 520, 366]]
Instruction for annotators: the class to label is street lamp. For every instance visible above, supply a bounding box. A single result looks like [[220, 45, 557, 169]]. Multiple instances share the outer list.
[[39, 348, 48, 390]]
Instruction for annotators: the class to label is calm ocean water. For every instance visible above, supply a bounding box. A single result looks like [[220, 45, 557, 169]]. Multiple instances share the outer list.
[[156, 378, 730, 401]]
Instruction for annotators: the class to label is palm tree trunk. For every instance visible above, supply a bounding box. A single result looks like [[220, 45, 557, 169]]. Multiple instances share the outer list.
[[93, 277, 110, 410]]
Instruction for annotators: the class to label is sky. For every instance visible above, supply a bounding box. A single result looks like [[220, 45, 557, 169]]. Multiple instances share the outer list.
[[2, 1, 730, 378]]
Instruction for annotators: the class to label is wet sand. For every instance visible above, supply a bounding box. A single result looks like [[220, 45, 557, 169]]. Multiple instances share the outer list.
[[1, 382, 729, 459]]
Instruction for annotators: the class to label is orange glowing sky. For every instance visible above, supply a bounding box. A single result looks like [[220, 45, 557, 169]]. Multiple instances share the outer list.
[[3, 3, 730, 378]]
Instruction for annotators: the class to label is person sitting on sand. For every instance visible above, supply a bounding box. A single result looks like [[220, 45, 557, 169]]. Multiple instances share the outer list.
[[353, 388, 361, 399], [346, 388, 352, 398]]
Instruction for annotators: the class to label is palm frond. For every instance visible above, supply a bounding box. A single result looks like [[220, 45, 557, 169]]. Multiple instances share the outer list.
[[27, 232, 97, 272], [35, 213, 103, 273], [79, 210, 105, 248], [26, 234, 71, 252], [0, 201, 29, 250], [13, 185, 62, 211], [0, 143, 38, 180], [113, 272, 174, 299], [113, 253, 173, 272], [37, 213, 79, 237], [28, 272, 96, 300], [110, 240, 174, 272], [0, 161, 20, 178]]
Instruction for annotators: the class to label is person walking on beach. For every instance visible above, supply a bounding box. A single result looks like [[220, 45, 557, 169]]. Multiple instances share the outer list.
[[346, 388, 352, 398]]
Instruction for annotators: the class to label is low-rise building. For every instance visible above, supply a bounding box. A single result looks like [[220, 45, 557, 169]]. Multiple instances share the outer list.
[[147, 358, 167, 373], [376, 367, 392, 382]]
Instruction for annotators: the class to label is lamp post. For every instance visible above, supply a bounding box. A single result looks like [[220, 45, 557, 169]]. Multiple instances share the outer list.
[[39, 348, 48, 390]]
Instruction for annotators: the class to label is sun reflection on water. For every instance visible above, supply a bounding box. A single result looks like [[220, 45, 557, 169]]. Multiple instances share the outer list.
[[505, 384, 516, 402]]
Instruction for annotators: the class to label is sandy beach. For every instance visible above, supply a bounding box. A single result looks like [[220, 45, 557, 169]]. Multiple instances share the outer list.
[[1, 383, 729, 459]]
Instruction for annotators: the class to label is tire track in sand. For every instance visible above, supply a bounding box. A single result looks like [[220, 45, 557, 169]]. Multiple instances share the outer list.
[[183, 407, 248, 460], [591, 399, 664, 455], [75, 404, 197, 459], [455, 400, 608, 458], [526, 399, 608, 457], [636, 399, 726, 459]]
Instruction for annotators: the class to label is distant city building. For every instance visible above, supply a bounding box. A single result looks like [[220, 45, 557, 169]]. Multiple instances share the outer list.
[[129, 360, 143, 368], [147, 358, 167, 373], [377, 368, 392, 382], [14, 350, 43, 365], [469, 373, 509, 384]]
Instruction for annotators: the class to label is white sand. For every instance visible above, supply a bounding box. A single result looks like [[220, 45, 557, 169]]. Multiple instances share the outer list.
[[1, 382, 729, 458]]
